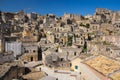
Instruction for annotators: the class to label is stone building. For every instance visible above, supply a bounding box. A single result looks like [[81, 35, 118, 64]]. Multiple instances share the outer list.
[[73, 36, 84, 47], [46, 33, 55, 43], [43, 14, 56, 25], [20, 42, 42, 62], [62, 13, 83, 21], [5, 41, 22, 57], [0, 61, 25, 80], [94, 8, 113, 23], [0, 51, 14, 64], [0, 34, 5, 53], [105, 46, 120, 58], [90, 23, 101, 31], [113, 23, 120, 31], [0, 11, 4, 23], [14, 10, 25, 21], [102, 36, 120, 47], [112, 11, 120, 24], [1, 12, 15, 22], [22, 45, 38, 62], [58, 47, 82, 60], [70, 57, 82, 72], [84, 55, 120, 80], [28, 12, 38, 20], [21, 26, 39, 42]]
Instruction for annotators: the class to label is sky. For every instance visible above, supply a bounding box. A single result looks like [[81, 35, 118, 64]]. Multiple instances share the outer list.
[[0, 0, 120, 16]]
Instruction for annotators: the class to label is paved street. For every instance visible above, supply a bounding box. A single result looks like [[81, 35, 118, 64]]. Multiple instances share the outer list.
[[37, 66, 81, 80]]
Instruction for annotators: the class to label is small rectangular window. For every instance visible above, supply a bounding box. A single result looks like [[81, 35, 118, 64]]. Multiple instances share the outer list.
[[33, 50, 36, 53], [75, 66, 78, 69]]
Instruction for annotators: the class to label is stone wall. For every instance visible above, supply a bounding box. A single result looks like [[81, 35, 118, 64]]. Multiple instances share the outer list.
[[1, 66, 25, 80]]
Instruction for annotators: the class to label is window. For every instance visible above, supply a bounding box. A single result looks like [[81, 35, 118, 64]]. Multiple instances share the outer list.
[[33, 50, 36, 53], [25, 50, 29, 53], [75, 66, 78, 69], [106, 48, 110, 51], [70, 63, 72, 67], [111, 51, 112, 53], [117, 25, 119, 27], [61, 58, 64, 61], [74, 52, 76, 56], [81, 42, 83, 44], [53, 61, 56, 63], [57, 34, 59, 37]]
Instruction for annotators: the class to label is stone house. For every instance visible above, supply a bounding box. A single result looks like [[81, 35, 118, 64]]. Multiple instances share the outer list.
[[105, 46, 120, 58], [59, 36, 67, 46], [73, 36, 84, 47], [20, 42, 42, 62], [0, 51, 14, 64], [102, 36, 120, 47], [22, 27, 39, 42], [87, 41, 106, 55], [90, 23, 101, 31], [94, 8, 112, 23], [112, 12, 120, 24], [113, 23, 120, 31], [0, 61, 25, 80], [5, 41, 22, 57], [70, 56, 108, 80], [46, 33, 55, 43], [70, 57, 82, 72], [58, 47, 82, 60], [43, 51, 71, 68], [21, 45, 38, 62]]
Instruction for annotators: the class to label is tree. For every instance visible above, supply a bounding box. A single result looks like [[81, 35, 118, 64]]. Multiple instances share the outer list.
[[80, 23, 84, 26], [82, 41, 87, 53], [67, 35, 73, 46]]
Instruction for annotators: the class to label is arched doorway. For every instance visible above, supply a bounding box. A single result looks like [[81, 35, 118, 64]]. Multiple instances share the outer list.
[[30, 56, 33, 61], [38, 48, 42, 60]]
